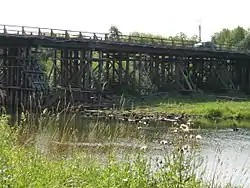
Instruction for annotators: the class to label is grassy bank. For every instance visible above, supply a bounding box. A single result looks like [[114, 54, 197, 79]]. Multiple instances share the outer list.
[[0, 113, 241, 187], [131, 94, 250, 120]]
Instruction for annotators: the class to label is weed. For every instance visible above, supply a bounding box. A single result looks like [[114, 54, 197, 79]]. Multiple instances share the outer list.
[[0, 105, 248, 187]]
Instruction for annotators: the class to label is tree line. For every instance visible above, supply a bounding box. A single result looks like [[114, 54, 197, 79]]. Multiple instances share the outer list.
[[109, 25, 250, 49], [108, 25, 199, 44]]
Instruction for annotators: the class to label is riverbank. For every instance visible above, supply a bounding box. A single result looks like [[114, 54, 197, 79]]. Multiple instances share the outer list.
[[130, 94, 250, 121], [39, 93, 250, 129]]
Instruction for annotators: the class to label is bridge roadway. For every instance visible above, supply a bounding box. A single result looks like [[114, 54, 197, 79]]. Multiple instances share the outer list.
[[0, 24, 249, 58], [0, 24, 250, 120]]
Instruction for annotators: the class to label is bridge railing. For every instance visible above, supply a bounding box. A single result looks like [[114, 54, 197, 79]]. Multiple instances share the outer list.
[[0, 24, 249, 54], [107, 34, 197, 47], [0, 25, 107, 41]]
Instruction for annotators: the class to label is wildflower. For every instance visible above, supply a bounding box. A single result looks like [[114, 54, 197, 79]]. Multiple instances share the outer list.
[[128, 118, 135, 122], [56, 113, 60, 121], [21, 112, 26, 120], [160, 140, 168, 145], [180, 124, 189, 132], [173, 122, 179, 126], [140, 145, 147, 150], [184, 134, 188, 139], [168, 141, 173, 145], [173, 128, 178, 133], [108, 114, 114, 118], [182, 144, 189, 151], [42, 108, 48, 115], [139, 120, 147, 125], [196, 135, 202, 140], [189, 134, 195, 139]]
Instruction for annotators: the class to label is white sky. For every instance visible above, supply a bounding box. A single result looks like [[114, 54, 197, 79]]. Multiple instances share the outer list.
[[1, 0, 249, 41]]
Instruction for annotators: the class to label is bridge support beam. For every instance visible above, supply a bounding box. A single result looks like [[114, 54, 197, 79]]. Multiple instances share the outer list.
[[1, 37, 250, 117]]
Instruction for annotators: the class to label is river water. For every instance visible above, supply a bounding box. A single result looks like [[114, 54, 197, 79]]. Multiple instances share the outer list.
[[199, 129, 250, 187], [135, 126, 250, 187], [38, 116, 250, 187]]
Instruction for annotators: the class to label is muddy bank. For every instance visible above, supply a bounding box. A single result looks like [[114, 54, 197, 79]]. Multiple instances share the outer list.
[[57, 108, 246, 126]]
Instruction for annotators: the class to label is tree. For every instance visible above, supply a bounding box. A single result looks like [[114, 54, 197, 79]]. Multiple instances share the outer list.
[[211, 26, 248, 49], [211, 28, 231, 45], [108, 25, 122, 40], [190, 35, 199, 42], [108, 25, 199, 45], [230, 26, 246, 45], [237, 33, 250, 50]]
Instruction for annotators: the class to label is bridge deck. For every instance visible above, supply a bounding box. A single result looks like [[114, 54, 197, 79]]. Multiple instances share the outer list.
[[0, 24, 249, 59]]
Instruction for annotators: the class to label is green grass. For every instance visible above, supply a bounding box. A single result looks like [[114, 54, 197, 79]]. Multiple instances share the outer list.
[[193, 118, 250, 129], [0, 115, 206, 187], [0, 112, 243, 188], [132, 95, 250, 120]]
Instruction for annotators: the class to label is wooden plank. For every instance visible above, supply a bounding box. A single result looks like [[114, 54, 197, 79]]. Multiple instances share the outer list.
[[53, 50, 57, 87], [125, 53, 129, 85], [179, 66, 193, 90], [105, 52, 110, 86]]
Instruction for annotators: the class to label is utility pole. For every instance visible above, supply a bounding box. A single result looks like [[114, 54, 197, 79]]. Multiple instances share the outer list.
[[196, 18, 202, 42], [198, 24, 201, 42]]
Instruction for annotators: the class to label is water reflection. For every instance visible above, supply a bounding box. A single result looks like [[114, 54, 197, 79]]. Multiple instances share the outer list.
[[199, 129, 250, 187]]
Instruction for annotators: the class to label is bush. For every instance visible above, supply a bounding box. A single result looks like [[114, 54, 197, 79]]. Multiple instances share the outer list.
[[206, 108, 223, 118]]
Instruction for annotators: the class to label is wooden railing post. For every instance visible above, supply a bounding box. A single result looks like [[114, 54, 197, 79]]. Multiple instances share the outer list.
[[78, 32, 83, 39], [3, 25, 7, 34], [93, 33, 97, 40], [65, 30, 69, 39], [50, 29, 54, 37], [22, 27, 25, 35], [128, 36, 131, 43], [38, 28, 41, 36]]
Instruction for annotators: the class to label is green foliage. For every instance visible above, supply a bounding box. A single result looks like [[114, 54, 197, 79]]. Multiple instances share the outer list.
[[0, 115, 209, 187], [128, 30, 198, 45], [211, 26, 250, 49], [108, 25, 122, 40], [107, 25, 198, 46], [1, 106, 248, 187], [205, 108, 223, 118], [133, 95, 250, 123]]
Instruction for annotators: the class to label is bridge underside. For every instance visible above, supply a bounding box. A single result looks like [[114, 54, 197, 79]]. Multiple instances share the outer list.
[[1, 35, 250, 116]]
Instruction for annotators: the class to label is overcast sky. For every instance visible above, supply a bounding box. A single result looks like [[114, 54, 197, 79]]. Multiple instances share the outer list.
[[1, 0, 249, 41]]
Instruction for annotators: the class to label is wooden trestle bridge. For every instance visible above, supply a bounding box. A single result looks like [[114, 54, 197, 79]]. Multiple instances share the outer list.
[[0, 24, 250, 118]]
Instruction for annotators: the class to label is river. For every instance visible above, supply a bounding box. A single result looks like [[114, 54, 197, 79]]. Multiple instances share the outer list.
[[36, 116, 250, 187]]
